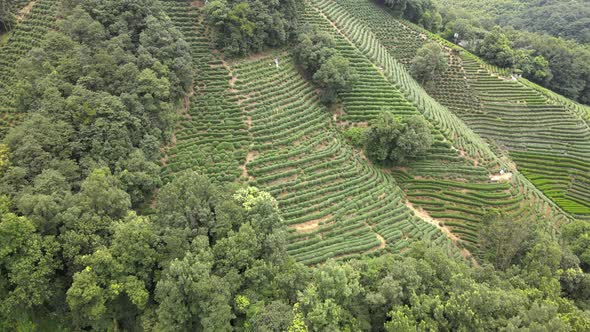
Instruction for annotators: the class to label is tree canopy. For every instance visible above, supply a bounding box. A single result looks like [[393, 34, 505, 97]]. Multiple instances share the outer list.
[[293, 26, 358, 104], [410, 42, 448, 85], [205, 0, 302, 55], [364, 113, 434, 165]]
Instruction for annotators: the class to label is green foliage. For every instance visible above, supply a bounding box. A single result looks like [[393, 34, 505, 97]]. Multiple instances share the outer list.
[[342, 127, 367, 147], [476, 26, 514, 68], [364, 113, 433, 164], [293, 27, 337, 73], [438, 0, 590, 45], [563, 220, 590, 271], [410, 42, 448, 85], [383, 0, 440, 31], [0, 0, 16, 32], [205, 0, 302, 55], [293, 26, 358, 104], [478, 210, 536, 270], [3, 0, 590, 330], [313, 54, 359, 104], [0, 212, 59, 328]]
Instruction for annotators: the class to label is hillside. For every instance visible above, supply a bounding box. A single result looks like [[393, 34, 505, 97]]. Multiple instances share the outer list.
[[329, 0, 590, 220], [1, 0, 590, 330]]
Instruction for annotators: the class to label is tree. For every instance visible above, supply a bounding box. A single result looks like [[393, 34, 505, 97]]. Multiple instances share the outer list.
[[476, 26, 514, 68], [478, 211, 535, 270], [0, 0, 15, 32], [0, 211, 60, 328], [392, 115, 434, 163], [313, 54, 358, 104], [116, 149, 162, 207], [249, 301, 294, 331], [562, 220, 590, 272], [364, 113, 433, 165], [205, 0, 301, 55], [293, 28, 337, 73], [512, 49, 552, 84], [58, 168, 131, 266], [410, 42, 448, 85], [65, 214, 159, 330], [155, 240, 234, 332]]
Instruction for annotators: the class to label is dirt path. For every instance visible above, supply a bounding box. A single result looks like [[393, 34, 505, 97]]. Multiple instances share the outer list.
[[315, 8, 355, 46], [364, 221, 386, 251], [405, 200, 479, 266], [16, 1, 36, 22], [291, 214, 334, 233], [240, 150, 257, 181], [458, 148, 479, 167]]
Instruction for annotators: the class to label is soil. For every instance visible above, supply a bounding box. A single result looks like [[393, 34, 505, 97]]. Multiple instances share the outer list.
[[16, 1, 36, 22], [405, 200, 479, 266], [240, 151, 257, 181], [489, 172, 513, 182], [291, 214, 334, 233]]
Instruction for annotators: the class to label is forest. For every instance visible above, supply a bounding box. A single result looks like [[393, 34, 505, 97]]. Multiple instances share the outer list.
[[380, 0, 590, 104], [0, 0, 590, 330]]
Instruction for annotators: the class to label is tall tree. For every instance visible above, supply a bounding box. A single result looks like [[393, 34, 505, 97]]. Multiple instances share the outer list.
[[410, 42, 448, 85]]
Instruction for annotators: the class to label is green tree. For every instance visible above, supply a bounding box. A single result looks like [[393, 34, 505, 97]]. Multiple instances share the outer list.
[[364, 113, 433, 165], [249, 301, 294, 332], [58, 168, 131, 266], [478, 211, 534, 270], [563, 220, 590, 271], [313, 54, 358, 104], [65, 214, 158, 330], [0, 0, 15, 32], [205, 0, 301, 55], [476, 26, 514, 68], [116, 150, 162, 207], [0, 211, 60, 328], [155, 240, 233, 332], [512, 49, 552, 84], [410, 42, 448, 85], [293, 28, 337, 73]]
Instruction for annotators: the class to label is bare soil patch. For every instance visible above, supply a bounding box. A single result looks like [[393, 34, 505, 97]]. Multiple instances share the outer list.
[[291, 214, 334, 233], [16, 1, 36, 22], [489, 172, 512, 182], [190, 0, 204, 8], [405, 200, 479, 266], [240, 150, 257, 181]]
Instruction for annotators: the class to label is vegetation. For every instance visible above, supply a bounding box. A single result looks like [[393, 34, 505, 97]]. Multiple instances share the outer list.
[[1, 0, 590, 330], [410, 42, 448, 85], [383, 0, 442, 32], [436, 0, 590, 104], [294, 26, 358, 103], [205, 0, 302, 55], [364, 113, 433, 165], [332, 0, 590, 220], [442, 0, 590, 44]]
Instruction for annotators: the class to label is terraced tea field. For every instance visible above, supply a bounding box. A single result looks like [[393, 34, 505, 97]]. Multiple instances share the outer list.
[[161, 0, 471, 264], [232, 54, 457, 264], [0, 0, 59, 134], [157, 0, 571, 263], [3, 0, 577, 266], [303, 2, 562, 253], [161, 0, 249, 183], [321, 0, 589, 220]]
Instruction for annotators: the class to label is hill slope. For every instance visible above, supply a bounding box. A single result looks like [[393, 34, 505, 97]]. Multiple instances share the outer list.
[[326, 0, 590, 221], [158, 0, 572, 264]]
